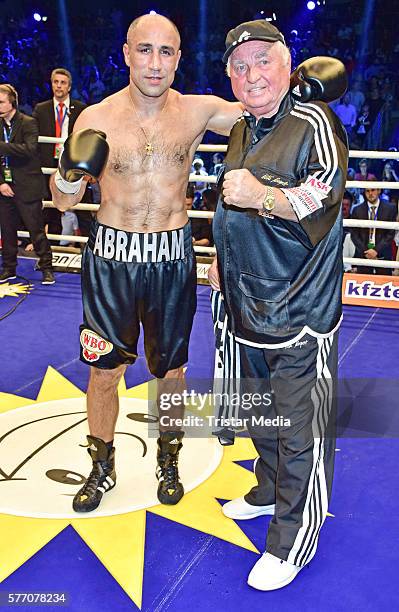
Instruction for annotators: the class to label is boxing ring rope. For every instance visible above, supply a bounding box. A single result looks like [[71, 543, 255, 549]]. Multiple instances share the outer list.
[[37, 135, 399, 160], [16, 138, 399, 269]]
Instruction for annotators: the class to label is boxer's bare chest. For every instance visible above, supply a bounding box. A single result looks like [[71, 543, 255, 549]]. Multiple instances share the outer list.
[[97, 104, 206, 230], [105, 109, 204, 180]]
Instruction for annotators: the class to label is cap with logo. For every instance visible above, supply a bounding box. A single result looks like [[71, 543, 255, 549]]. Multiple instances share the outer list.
[[223, 19, 286, 63]]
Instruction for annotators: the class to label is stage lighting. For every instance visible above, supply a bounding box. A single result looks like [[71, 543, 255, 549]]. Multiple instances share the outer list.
[[307, 1, 316, 9], [42, 16, 48, 22], [33, 12, 42, 21]]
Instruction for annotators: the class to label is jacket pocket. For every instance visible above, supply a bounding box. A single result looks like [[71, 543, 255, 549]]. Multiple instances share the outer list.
[[238, 272, 290, 334]]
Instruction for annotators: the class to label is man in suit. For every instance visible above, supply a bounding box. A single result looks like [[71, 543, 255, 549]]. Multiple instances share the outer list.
[[0, 84, 54, 284], [32, 68, 87, 239], [351, 187, 396, 275]]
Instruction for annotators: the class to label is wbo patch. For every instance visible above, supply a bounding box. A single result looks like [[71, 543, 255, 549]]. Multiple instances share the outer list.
[[80, 329, 113, 362]]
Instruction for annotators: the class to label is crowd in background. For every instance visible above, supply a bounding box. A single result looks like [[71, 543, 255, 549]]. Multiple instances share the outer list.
[[0, 5, 398, 144], [0, 2, 398, 267]]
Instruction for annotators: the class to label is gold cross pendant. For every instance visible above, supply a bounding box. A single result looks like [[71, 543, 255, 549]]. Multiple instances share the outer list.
[[145, 142, 154, 156]]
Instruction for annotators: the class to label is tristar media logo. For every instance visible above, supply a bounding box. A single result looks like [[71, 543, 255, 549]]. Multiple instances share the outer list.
[[80, 329, 113, 362]]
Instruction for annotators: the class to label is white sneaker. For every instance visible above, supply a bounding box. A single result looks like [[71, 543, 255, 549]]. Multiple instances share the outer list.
[[222, 496, 275, 520], [247, 552, 302, 591]]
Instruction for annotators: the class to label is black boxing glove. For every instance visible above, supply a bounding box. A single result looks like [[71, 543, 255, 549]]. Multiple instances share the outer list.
[[290, 56, 348, 103], [55, 128, 109, 194]]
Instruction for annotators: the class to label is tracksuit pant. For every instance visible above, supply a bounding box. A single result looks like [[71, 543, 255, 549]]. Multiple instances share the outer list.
[[211, 291, 338, 567]]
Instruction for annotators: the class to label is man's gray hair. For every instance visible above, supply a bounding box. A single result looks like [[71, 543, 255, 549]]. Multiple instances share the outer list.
[[51, 68, 72, 86]]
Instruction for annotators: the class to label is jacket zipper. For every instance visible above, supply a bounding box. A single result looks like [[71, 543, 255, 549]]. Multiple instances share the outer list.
[[222, 128, 254, 333]]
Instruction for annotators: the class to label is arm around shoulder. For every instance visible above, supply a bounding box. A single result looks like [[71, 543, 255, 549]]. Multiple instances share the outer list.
[[202, 95, 243, 136]]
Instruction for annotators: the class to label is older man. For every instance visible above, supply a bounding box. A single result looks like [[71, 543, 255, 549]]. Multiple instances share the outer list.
[[209, 20, 348, 590]]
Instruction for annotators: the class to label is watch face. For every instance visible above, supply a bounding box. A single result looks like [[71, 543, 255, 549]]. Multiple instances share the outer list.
[[264, 195, 275, 211], [262, 186, 275, 211]]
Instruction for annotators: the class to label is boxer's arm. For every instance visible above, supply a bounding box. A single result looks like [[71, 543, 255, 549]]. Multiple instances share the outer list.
[[51, 105, 106, 211], [50, 173, 87, 211], [198, 96, 243, 136]]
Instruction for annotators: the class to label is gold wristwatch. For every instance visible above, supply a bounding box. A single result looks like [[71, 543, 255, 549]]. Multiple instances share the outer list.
[[259, 185, 275, 216]]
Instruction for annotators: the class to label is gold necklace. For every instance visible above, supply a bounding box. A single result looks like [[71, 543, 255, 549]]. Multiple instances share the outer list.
[[128, 88, 168, 157]]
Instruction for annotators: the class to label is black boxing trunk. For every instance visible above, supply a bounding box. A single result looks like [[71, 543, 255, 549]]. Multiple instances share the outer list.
[[79, 219, 197, 377]]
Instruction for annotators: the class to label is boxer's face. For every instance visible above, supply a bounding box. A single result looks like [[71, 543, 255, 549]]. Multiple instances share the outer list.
[[229, 41, 290, 119], [124, 16, 181, 98]]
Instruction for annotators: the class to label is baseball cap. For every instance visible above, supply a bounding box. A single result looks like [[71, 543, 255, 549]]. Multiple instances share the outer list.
[[223, 19, 286, 63]]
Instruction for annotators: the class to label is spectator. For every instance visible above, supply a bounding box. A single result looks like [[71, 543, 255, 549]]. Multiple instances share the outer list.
[[209, 152, 224, 176], [346, 167, 360, 206], [350, 187, 396, 275], [381, 161, 399, 202], [191, 157, 208, 198], [354, 159, 377, 182], [0, 83, 54, 284], [334, 93, 357, 138], [202, 188, 218, 246], [85, 66, 106, 104], [32, 68, 87, 242], [348, 80, 365, 113], [353, 103, 372, 148], [393, 198, 399, 276], [366, 82, 384, 122], [342, 191, 355, 271], [185, 184, 211, 247], [60, 211, 80, 247]]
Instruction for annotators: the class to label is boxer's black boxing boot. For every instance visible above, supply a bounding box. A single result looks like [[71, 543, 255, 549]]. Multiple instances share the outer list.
[[156, 431, 184, 505], [73, 435, 116, 512]]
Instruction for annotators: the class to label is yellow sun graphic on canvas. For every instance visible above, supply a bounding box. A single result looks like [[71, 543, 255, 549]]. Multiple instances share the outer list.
[[0, 282, 33, 299], [0, 368, 262, 609]]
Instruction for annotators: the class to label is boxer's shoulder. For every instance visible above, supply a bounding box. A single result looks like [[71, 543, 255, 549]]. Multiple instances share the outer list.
[[180, 94, 241, 122], [73, 93, 121, 132]]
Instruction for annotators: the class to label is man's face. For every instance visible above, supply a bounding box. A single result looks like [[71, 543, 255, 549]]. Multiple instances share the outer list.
[[123, 16, 181, 98], [0, 92, 14, 120], [342, 198, 351, 218], [229, 40, 291, 119], [359, 163, 368, 175], [185, 197, 193, 210], [364, 188, 381, 204], [51, 73, 71, 101]]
